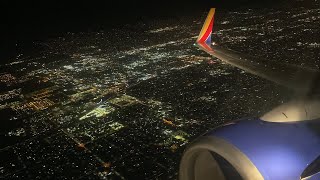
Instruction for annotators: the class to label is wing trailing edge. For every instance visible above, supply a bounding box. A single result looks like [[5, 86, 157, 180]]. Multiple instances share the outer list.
[[196, 8, 320, 95]]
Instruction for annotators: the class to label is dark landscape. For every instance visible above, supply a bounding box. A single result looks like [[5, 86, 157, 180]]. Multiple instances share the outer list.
[[1, 0, 319, 179]]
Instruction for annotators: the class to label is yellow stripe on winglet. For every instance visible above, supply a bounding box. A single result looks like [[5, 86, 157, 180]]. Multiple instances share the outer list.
[[197, 8, 215, 42]]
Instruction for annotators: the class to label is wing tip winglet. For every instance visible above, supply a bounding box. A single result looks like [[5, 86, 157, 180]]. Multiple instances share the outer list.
[[196, 8, 216, 45]]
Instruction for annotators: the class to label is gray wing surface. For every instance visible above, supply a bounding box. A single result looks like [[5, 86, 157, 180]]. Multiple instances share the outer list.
[[198, 43, 320, 96]]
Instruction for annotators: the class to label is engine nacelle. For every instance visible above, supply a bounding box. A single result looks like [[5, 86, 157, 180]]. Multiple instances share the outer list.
[[179, 118, 320, 180]]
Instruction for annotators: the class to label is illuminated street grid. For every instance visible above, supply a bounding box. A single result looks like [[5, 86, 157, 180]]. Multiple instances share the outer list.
[[0, 5, 319, 179]]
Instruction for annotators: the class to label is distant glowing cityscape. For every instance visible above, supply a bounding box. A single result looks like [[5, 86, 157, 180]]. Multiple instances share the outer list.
[[0, 6, 319, 179]]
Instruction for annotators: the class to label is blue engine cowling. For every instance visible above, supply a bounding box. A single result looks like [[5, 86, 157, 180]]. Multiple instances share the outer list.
[[179, 118, 320, 180]]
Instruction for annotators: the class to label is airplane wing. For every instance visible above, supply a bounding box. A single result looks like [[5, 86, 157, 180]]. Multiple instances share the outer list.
[[196, 8, 320, 96], [179, 9, 320, 180]]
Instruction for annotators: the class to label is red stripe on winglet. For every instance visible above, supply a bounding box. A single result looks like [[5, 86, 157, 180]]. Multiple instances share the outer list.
[[197, 16, 214, 43]]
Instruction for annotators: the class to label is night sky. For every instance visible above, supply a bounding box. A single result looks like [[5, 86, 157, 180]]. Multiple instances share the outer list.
[[0, 0, 315, 61]]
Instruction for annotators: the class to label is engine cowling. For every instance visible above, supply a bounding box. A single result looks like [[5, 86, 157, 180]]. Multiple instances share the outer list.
[[179, 118, 320, 180]]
